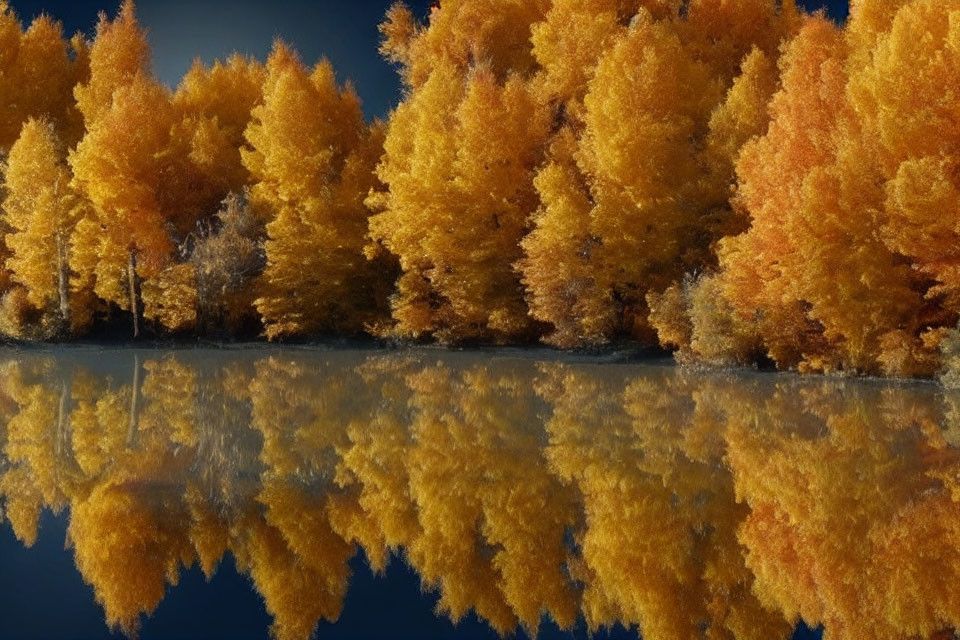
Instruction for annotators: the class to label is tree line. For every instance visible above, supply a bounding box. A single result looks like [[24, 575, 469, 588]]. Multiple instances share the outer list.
[[2, 0, 959, 378]]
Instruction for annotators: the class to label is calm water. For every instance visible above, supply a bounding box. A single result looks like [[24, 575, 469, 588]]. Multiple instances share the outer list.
[[0, 346, 953, 640]]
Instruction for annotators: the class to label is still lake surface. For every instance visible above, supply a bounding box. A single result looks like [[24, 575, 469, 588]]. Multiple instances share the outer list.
[[0, 345, 953, 640]]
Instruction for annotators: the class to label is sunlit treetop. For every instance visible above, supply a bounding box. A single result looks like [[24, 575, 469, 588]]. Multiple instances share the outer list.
[[174, 54, 266, 144], [0, 3, 87, 148], [379, 0, 551, 88], [74, 0, 150, 127]]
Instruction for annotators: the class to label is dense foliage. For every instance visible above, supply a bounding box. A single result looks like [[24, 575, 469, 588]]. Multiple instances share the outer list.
[[4, 0, 960, 378]]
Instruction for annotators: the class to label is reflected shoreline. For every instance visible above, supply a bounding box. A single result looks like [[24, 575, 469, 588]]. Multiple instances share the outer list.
[[0, 346, 956, 640]]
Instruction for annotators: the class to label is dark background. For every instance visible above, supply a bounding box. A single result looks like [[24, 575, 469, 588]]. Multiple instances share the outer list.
[[4, 0, 849, 119]]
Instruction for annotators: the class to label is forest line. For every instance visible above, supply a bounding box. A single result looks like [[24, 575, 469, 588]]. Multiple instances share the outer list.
[[1, 0, 959, 379]]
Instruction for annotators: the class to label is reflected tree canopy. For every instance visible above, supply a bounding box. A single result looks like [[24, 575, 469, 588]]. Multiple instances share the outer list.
[[0, 347, 957, 640]]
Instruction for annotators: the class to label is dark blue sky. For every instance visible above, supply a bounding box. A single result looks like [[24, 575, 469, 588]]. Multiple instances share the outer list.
[[7, 0, 849, 119]]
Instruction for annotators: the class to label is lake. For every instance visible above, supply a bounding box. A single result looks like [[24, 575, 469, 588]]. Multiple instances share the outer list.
[[0, 345, 954, 640]]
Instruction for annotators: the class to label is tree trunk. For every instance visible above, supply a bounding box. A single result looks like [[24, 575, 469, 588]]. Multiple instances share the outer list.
[[128, 249, 140, 338], [56, 380, 68, 458], [127, 352, 140, 446], [56, 233, 69, 332]]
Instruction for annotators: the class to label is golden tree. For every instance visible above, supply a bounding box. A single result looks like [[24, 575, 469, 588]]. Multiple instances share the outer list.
[[172, 54, 265, 198], [368, 1, 551, 343], [519, 128, 607, 347], [69, 1, 177, 337], [70, 71, 180, 337], [2, 118, 87, 333], [169, 54, 266, 228], [716, 14, 925, 374], [518, 0, 646, 347], [0, 4, 88, 315], [378, 0, 550, 89], [72, 0, 148, 126], [243, 43, 389, 339], [574, 14, 720, 340], [0, 4, 87, 150], [854, 0, 960, 367], [70, 1, 257, 337]]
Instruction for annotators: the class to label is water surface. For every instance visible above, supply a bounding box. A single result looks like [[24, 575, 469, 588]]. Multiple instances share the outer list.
[[0, 345, 953, 639]]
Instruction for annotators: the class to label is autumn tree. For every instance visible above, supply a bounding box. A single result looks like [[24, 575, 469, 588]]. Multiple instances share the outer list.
[[368, 1, 552, 343], [853, 0, 960, 367], [516, 0, 643, 347], [0, 4, 88, 313], [68, 1, 169, 336], [518, 128, 606, 347], [572, 14, 720, 340], [0, 3, 87, 150], [189, 192, 265, 334], [140, 54, 268, 335], [378, 0, 550, 89], [242, 42, 389, 339], [70, 74, 180, 337], [714, 14, 926, 375], [2, 118, 88, 334], [69, 1, 237, 336], [170, 54, 266, 223]]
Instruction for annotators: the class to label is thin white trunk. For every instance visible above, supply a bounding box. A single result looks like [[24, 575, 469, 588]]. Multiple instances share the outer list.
[[128, 249, 139, 338]]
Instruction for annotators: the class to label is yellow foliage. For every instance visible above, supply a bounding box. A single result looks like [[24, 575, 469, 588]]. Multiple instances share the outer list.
[[2, 119, 87, 330], [243, 43, 388, 339], [575, 13, 725, 340], [4, 0, 960, 362], [382, 0, 550, 89], [710, 3, 960, 375], [0, 4, 85, 149], [71, 72, 178, 281], [170, 54, 266, 219], [647, 283, 693, 353], [519, 129, 611, 347], [142, 263, 198, 333], [68, 481, 193, 636], [529, 0, 637, 109], [648, 275, 760, 366], [369, 60, 549, 342], [522, 2, 796, 347], [73, 0, 149, 128]]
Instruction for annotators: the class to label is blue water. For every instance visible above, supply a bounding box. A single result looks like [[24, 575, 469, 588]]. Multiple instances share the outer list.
[[1, 510, 822, 640]]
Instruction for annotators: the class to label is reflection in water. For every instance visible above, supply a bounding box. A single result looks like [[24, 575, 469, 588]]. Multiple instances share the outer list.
[[0, 348, 957, 640]]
